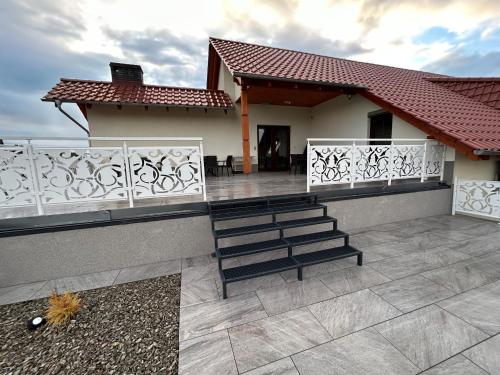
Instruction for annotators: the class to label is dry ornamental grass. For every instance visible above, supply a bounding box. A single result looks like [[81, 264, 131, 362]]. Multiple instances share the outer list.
[[46, 291, 81, 325]]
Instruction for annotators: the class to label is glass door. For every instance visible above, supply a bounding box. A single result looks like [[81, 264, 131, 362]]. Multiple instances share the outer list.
[[257, 125, 290, 171]]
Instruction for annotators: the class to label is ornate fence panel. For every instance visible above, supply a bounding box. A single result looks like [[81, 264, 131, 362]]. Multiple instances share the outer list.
[[128, 147, 204, 199], [34, 148, 128, 204], [0, 137, 206, 215], [307, 139, 446, 191], [309, 145, 352, 185], [453, 179, 500, 220], [0, 147, 36, 207], [353, 145, 390, 182]]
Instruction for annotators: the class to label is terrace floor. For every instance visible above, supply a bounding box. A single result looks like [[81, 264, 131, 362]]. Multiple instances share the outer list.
[[1, 214, 499, 374]]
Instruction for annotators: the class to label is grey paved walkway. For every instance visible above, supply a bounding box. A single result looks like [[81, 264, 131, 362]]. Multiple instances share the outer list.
[[178, 214, 500, 375], [2, 214, 499, 374]]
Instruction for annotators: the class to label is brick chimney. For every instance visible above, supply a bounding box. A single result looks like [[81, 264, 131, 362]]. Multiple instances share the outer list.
[[109, 62, 143, 85]]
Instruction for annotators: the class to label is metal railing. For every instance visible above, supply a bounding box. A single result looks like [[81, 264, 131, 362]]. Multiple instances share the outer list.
[[452, 178, 500, 221], [0, 136, 207, 215], [306, 138, 446, 192]]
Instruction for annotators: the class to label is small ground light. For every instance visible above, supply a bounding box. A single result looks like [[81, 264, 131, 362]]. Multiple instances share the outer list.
[[27, 316, 46, 331]]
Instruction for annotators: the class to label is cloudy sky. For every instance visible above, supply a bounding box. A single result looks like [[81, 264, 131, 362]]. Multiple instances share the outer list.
[[0, 0, 499, 139]]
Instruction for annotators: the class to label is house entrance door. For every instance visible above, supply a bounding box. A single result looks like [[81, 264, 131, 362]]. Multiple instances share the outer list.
[[257, 125, 290, 171]]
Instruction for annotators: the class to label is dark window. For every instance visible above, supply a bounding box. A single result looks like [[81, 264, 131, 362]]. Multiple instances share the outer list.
[[369, 112, 392, 145]]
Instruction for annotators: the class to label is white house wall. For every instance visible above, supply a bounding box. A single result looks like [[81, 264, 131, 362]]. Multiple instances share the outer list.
[[453, 153, 498, 180], [309, 94, 428, 140], [87, 105, 241, 159]]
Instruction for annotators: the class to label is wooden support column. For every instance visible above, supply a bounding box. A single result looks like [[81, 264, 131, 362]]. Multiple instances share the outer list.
[[240, 85, 251, 173]]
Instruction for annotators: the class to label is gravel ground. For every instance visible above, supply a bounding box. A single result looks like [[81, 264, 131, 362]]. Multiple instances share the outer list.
[[0, 274, 181, 374]]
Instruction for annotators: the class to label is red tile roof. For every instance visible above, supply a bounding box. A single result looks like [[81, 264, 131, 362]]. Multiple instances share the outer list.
[[209, 38, 500, 153], [43, 79, 233, 109], [426, 77, 500, 111]]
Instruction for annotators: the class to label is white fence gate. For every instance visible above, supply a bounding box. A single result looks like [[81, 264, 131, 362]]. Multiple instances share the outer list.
[[0, 137, 206, 215], [307, 138, 446, 191], [452, 178, 500, 221]]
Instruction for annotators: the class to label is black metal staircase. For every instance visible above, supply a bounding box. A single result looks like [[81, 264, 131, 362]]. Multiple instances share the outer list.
[[209, 193, 363, 299]]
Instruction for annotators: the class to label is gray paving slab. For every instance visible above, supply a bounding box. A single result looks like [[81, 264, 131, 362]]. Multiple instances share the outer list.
[[216, 273, 286, 299], [0, 281, 47, 305], [422, 252, 500, 293], [368, 248, 470, 280], [319, 266, 390, 297], [374, 305, 488, 370], [242, 357, 299, 375], [420, 355, 488, 375], [463, 334, 500, 375], [229, 307, 331, 373], [33, 270, 120, 298], [371, 275, 455, 312], [256, 278, 335, 316], [308, 289, 401, 338], [178, 330, 237, 375], [181, 278, 220, 307], [113, 259, 181, 285], [292, 329, 419, 375], [438, 280, 500, 335], [179, 292, 267, 341]]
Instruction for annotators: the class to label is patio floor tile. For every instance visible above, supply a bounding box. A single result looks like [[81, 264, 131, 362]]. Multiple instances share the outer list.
[[368, 248, 470, 280], [437, 232, 500, 257], [179, 292, 267, 341], [113, 259, 181, 285], [420, 355, 488, 375], [33, 270, 120, 298], [181, 254, 217, 269], [308, 289, 401, 338], [463, 334, 500, 374], [349, 230, 402, 248], [319, 266, 390, 297], [374, 305, 488, 370], [242, 357, 299, 375], [280, 261, 340, 282], [0, 281, 46, 305], [353, 241, 418, 263], [422, 253, 500, 293], [216, 274, 286, 299], [256, 278, 335, 315], [371, 275, 455, 312], [438, 280, 500, 335], [178, 330, 237, 375], [181, 278, 219, 307], [228, 307, 331, 373], [291, 329, 419, 375]]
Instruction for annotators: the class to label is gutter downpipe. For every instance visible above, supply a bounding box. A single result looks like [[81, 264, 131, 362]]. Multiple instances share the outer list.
[[55, 100, 90, 136]]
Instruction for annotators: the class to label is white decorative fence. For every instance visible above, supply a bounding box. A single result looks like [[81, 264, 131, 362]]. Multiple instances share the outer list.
[[0, 137, 206, 215], [307, 138, 446, 191], [452, 178, 500, 221]]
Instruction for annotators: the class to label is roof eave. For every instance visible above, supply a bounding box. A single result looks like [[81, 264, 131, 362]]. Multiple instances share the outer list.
[[41, 97, 234, 110], [233, 71, 367, 90], [473, 149, 500, 156]]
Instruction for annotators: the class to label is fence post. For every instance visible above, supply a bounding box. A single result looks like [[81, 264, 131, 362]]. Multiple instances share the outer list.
[[388, 141, 394, 186], [452, 177, 458, 215], [440, 145, 446, 182], [306, 140, 311, 193], [199, 140, 207, 201], [349, 141, 355, 189], [26, 144, 44, 216], [122, 141, 134, 208], [421, 140, 427, 182]]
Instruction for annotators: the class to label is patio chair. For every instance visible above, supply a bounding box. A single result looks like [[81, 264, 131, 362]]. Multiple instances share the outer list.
[[204, 155, 218, 176], [218, 155, 234, 177], [290, 154, 303, 175]]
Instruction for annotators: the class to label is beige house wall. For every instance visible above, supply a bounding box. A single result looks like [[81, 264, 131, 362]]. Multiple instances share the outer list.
[[309, 94, 427, 140], [453, 153, 498, 181]]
